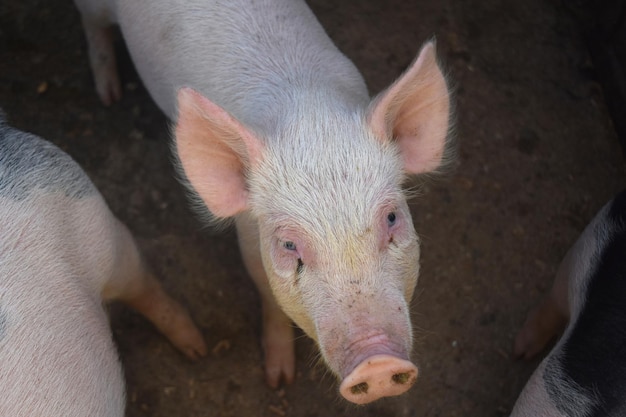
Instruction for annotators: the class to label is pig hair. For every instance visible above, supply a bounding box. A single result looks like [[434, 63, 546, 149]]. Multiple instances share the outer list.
[[0, 122, 95, 200], [543, 358, 599, 417]]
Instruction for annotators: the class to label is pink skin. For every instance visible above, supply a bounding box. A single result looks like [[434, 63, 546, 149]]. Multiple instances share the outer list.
[[317, 309, 417, 404], [340, 333, 411, 379], [340, 355, 418, 405]]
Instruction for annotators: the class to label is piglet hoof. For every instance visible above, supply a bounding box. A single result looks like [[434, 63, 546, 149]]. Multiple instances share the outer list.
[[95, 74, 122, 107], [263, 338, 295, 388], [264, 348, 295, 389], [126, 285, 208, 360], [158, 305, 208, 361], [150, 304, 208, 360], [339, 355, 418, 404], [262, 320, 296, 388]]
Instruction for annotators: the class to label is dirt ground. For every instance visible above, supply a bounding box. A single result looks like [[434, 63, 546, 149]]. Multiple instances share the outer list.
[[1, 0, 625, 416]]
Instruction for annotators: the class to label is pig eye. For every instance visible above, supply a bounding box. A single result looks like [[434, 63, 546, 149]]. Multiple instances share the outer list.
[[387, 212, 397, 227], [283, 241, 297, 251]]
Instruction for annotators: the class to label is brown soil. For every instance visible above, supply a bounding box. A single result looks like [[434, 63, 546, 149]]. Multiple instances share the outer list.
[[1, 0, 624, 416]]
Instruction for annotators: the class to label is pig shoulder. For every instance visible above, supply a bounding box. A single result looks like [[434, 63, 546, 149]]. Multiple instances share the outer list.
[[543, 189, 626, 417], [0, 118, 95, 200]]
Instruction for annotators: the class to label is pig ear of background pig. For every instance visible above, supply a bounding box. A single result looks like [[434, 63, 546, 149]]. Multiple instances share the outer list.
[[175, 87, 263, 218], [367, 41, 451, 174]]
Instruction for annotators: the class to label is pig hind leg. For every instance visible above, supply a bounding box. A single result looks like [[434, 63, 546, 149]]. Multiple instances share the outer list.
[[74, 0, 122, 106], [102, 219, 207, 360], [513, 293, 568, 360], [514, 244, 574, 359], [121, 273, 208, 360]]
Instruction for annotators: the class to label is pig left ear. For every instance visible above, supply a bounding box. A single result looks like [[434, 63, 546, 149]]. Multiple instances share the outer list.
[[367, 41, 451, 174], [174, 87, 263, 219]]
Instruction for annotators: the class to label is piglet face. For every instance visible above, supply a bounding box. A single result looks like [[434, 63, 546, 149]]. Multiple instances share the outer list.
[[251, 118, 420, 384]]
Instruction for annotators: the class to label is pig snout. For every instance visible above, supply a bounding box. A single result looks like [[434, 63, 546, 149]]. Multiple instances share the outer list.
[[317, 304, 417, 404], [340, 354, 418, 404]]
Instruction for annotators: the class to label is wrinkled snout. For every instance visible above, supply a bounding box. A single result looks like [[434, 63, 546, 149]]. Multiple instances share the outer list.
[[339, 354, 418, 404], [314, 290, 417, 404]]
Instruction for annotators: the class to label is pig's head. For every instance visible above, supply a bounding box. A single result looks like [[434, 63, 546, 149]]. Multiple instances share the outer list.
[[174, 42, 451, 404]]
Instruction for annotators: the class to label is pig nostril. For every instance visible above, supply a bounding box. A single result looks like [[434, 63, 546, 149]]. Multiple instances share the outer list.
[[350, 382, 369, 395], [340, 355, 418, 404], [392, 372, 411, 385]]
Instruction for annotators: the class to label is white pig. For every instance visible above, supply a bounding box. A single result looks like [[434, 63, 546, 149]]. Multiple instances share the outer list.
[[0, 114, 207, 417], [74, 0, 452, 404], [511, 190, 626, 417]]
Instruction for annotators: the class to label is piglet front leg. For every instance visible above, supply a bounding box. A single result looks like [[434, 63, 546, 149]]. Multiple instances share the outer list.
[[236, 214, 295, 387]]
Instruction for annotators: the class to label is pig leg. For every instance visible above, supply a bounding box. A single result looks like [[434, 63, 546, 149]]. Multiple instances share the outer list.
[[236, 214, 295, 388], [513, 293, 568, 360], [514, 246, 573, 359], [121, 273, 208, 360], [102, 219, 207, 360], [79, 17, 121, 106]]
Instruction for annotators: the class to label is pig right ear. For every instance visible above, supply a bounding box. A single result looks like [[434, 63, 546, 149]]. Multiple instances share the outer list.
[[174, 87, 263, 218], [367, 42, 451, 175]]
